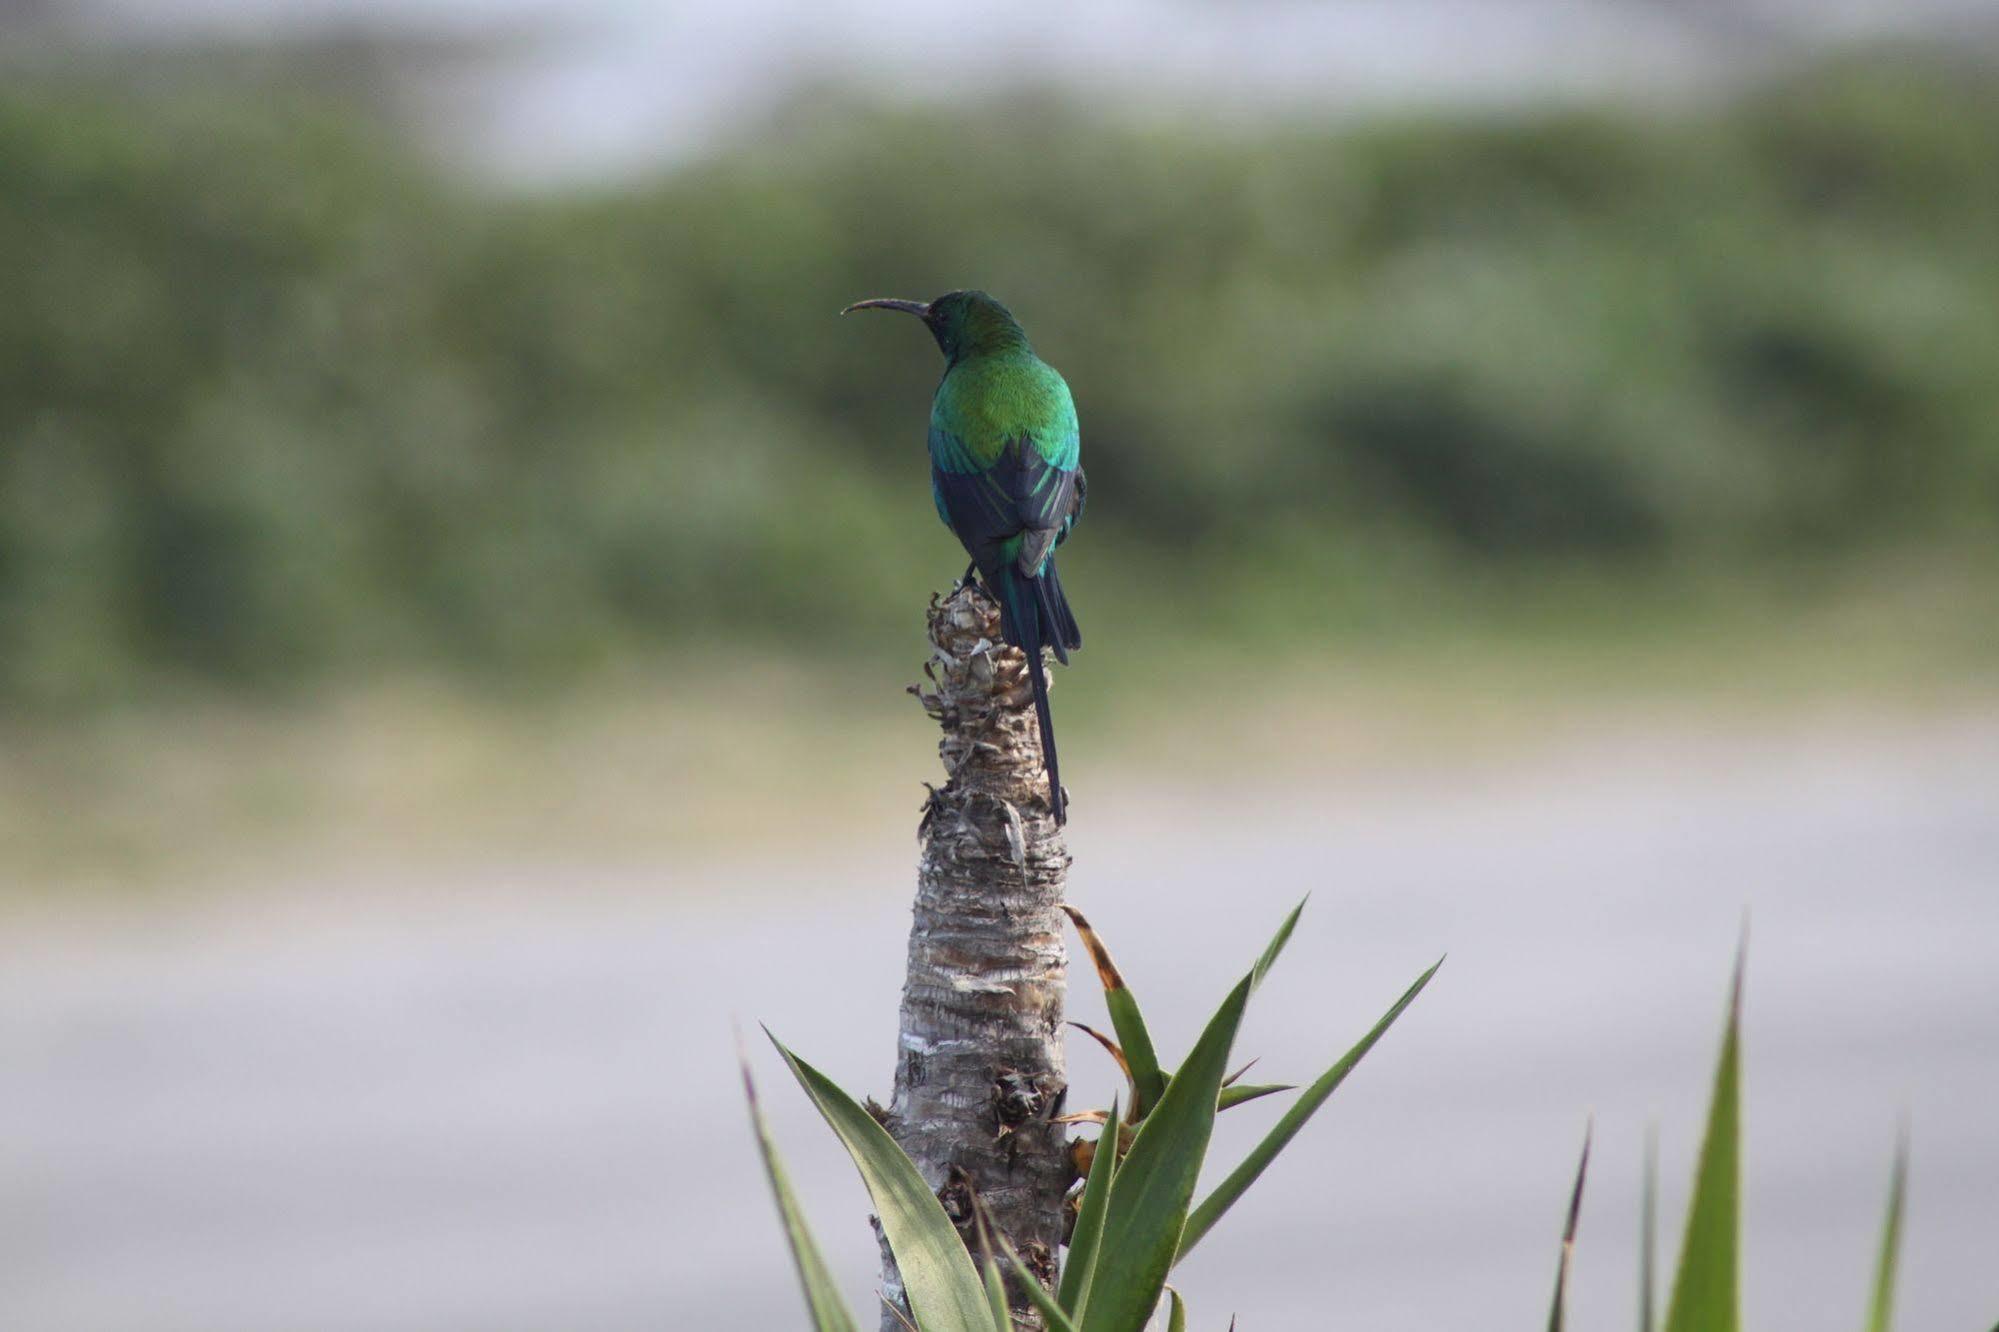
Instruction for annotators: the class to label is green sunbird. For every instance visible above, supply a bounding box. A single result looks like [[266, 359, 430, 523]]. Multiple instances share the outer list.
[[843, 290, 1085, 825]]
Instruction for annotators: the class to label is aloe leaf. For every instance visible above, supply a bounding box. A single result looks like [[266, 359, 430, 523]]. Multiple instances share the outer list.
[[974, 1210, 1013, 1332], [1070, 1021, 1135, 1101], [1548, 1117, 1593, 1332], [1079, 971, 1253, 1332], [768, 1031, 993, 1332], [979, 1201, 1082, 1332], [1865, 1131, 1909, 1332], [1009, 1269, 1081, 1332], [1640, 1122, 1658, 1332], [1662, 949, 1744, 1332], [1218, 1083, 1294, 1111], [1250, 896, 1308, 993], [981, 1252, 1011, 1332], [1165, 1287, 1188, 1332], [1064, 906, 1167, 1117], [1057, 1099, 1121, 1318], [1107, 992, 1167, 1117], [1222, 1057, 1260, 1088], [740, 1053, 863, 1332], [1179, 958, 1441, 1260]]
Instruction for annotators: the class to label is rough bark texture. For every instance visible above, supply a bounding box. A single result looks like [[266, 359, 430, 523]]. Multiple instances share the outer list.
[[879, 582, 1071, 1332]]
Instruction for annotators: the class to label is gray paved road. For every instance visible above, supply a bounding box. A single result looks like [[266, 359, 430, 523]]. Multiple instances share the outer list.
[[6, 712, 1998, 1329]]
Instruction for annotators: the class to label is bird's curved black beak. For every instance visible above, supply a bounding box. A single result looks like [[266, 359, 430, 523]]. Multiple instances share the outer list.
[[841, 298, 931, 320]]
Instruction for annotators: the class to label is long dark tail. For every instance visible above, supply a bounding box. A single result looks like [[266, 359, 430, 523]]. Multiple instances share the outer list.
[[994, 560, 1079, 826], [1035, 557, 1082, 663]]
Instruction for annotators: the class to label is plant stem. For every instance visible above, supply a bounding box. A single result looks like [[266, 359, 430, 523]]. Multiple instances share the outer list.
[[879, 583, 1071, 1331]]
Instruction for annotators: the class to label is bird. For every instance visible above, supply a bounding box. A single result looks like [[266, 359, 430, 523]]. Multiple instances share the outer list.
[[843, 289, 1084, 825]]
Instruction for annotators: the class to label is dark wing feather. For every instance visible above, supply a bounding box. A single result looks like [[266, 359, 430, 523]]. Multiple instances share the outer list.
[[1059, 467, 1086, 546], [930, 434, 1081, 578]]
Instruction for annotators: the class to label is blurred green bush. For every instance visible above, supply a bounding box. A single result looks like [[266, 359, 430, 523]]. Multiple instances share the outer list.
[[3, 55, 1996, 701]]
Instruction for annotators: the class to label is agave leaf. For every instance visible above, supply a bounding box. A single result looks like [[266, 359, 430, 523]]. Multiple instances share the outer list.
[[1079, 971, 1253, 1332], [1548, 1117, 1593, 1332], [1064, 906, 1167, 1118], [1640, 1122, 1658, 1332], [740, 1052, 862, 1332], [1662, 949, 1744, 1332], [1218, 1083, 1294, 1111], [1051, 1115, 1134, 1161], [978, 1199, 1082, 1332], [1165, 1286, 1188, 1332], [974, 1210, 1013, 1332], [1057, 1099, 1121, 1318], [1011, 1270, 1081, 1332], [1055, 1110, 1110, 1128], [981, 1253, 1011, 1332], [1222, 1057, 1260, 1088], [768, 1031, 993, 1332], [1179, 958, 1441, 1261], [1865, 1130, 1909, 1332], [1070, 1022, 1134, 1097], [1250, 896, 1308, 993]]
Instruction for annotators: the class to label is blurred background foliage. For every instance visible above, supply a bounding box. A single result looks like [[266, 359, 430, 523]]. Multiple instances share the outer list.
[[4, 52, 1998, 705]]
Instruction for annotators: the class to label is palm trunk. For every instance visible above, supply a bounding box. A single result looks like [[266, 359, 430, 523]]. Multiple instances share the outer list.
[[879, 582, 1072, 1331]]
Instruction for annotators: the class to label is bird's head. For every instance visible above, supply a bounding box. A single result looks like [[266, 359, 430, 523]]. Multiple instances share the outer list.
[[841, 289, 1029, 361]]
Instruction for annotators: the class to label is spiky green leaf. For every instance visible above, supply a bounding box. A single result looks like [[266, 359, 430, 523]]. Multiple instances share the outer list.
[[1865, 1133, 1909, 1332], [1079, 972, 1253, 1332], [1058, 1099, 1121, 1318], [741, 1055, 862, 1332], [1065, 906, 1167, 1118], [1010, 1269, 1081, 1332], [1070, 1022, 1133, 1100], [1165, 1287, 1188, 1332], [1250, 897, 1308, 993], [768, 1032, 993, 1332], [1107, 991, 1167, 1117], [974, 1210, 1013, 1332], [1548, 1118, 1593, 1332], [981, 1253, 1011, 1332], [1222, 1058, 1260, 1089], [1662, 952, 1743, 1332], [1178, 958, 1441, 1260], [1641, 1123, 1658, 1332], [1217, 1083, 1294, 1111], [979, 1202, 1082, 1332]]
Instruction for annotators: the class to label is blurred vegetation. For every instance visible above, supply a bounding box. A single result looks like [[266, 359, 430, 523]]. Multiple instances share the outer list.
[[4, 53, 1998, 704]]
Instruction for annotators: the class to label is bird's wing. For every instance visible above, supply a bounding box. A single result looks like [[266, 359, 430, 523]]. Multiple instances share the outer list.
[[1057, 466, 1085, 546], [930, 425, 1080, 577]]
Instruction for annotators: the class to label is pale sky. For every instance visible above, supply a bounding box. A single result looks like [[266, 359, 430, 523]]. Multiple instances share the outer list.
[[64, 0, 1999, 179]]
